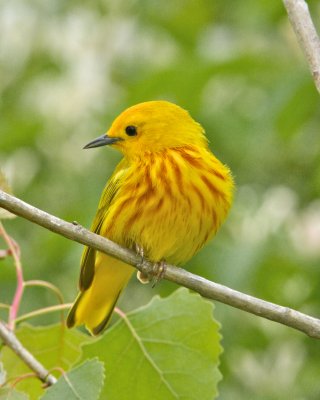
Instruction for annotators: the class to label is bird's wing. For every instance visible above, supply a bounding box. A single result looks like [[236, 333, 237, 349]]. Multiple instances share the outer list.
[[79, 158, 129, 291]]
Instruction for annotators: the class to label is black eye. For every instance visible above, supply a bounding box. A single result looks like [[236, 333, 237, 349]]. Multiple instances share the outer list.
[[125, 125, 137, 136]]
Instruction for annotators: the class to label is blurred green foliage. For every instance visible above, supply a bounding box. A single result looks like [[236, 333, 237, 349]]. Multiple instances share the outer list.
[[1, 0, 320, 398]]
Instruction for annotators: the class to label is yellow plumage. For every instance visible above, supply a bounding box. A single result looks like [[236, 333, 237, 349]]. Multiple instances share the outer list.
[[67, 101, 234, 335]]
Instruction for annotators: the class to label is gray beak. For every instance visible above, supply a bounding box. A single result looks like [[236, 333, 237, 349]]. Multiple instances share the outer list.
[[83, 134, 122, 149]]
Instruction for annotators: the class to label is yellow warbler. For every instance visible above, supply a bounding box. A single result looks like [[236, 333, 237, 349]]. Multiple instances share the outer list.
[[67, 101, 234, 335]]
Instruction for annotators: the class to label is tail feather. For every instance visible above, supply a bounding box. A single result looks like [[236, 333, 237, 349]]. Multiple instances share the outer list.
[[67, 255, 134, 335]]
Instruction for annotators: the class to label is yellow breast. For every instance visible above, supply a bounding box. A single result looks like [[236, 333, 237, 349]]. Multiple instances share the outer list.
[[100, 145, 233, 265]]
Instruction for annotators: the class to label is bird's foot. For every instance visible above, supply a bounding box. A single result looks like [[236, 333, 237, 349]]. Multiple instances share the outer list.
[[137, 270, 150, 284], [151, 260, 166, 288], [135, 244, 166, 286], [137, 260, 166, 286], [135, 243, 144, 260], [135, 243, 150, 284]]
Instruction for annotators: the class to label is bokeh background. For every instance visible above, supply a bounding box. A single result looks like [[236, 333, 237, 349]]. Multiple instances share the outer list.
[[1, 0, 320, 398]]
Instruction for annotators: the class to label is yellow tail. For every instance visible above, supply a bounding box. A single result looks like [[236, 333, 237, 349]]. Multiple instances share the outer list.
[[67, 254, 134, 335]]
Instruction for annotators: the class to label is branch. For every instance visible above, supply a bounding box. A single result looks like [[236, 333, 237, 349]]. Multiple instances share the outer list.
[[15, 303, 72, 324], [283, 0, 320, 93], [0, 223, 24, 330], [1, 190, 320, 339], [0, 321, 57, 386]]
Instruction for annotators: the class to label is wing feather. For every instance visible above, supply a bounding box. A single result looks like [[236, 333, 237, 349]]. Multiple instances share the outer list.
[[79, 158, 129, 290]]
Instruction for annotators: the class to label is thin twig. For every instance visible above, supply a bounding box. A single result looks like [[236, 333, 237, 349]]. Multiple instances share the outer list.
[[0, 190, 320, 339], [0, 223, 24, 330], [283, 0, 320, 93], [23, 280, 65, 305], [0, 249, 10, 259], [3, 372, 38, 390], [0, 321, 57, 385], [14, 303, 72, 324], [23, 280, 66, 325]]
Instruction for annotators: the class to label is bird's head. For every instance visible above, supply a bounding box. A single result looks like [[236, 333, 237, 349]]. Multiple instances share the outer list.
[[84, 101, 208, 159]]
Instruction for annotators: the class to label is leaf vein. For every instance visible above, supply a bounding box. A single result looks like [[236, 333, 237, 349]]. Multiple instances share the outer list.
[[122, 315, 179, 399]]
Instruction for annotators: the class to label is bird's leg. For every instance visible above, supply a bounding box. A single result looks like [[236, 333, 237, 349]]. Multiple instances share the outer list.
[[135, 244, 166, 285], [135, 243, 144, 261], [151, 260, 166, 288], [135, 243, 150, 284]]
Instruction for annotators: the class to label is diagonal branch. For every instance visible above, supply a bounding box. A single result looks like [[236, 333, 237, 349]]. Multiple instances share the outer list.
[[0, 321, 57, 386], [0, 190, 320, 339], [283, 0, 320, 93]]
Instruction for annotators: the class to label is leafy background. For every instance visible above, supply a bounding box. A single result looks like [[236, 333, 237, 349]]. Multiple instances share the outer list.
[[1, 0, 320, 398]]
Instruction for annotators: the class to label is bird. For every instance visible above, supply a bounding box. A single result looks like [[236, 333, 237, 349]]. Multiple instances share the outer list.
[[67, 100, 234, 335]]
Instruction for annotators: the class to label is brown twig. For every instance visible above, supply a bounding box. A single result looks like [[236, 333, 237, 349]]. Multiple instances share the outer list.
[[0, 321, 57, 386], [1, 190, 320, 338], [283, 0, 320, 93]]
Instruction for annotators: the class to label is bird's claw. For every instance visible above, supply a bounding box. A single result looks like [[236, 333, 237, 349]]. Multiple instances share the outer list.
[[135, 244, 150, 284], [135, 243, 144, 263], [151, 260, 166, 288], [137, 261, 166, 286], [137, 270, 150, 284], [135, 243, 166, 287]]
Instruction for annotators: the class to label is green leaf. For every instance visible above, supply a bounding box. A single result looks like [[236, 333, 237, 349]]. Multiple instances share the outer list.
[[1, 324, 89, 400], [81, 288, 222, 400], [0, 387, 29, 400], [40, 358, 104, 400]]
